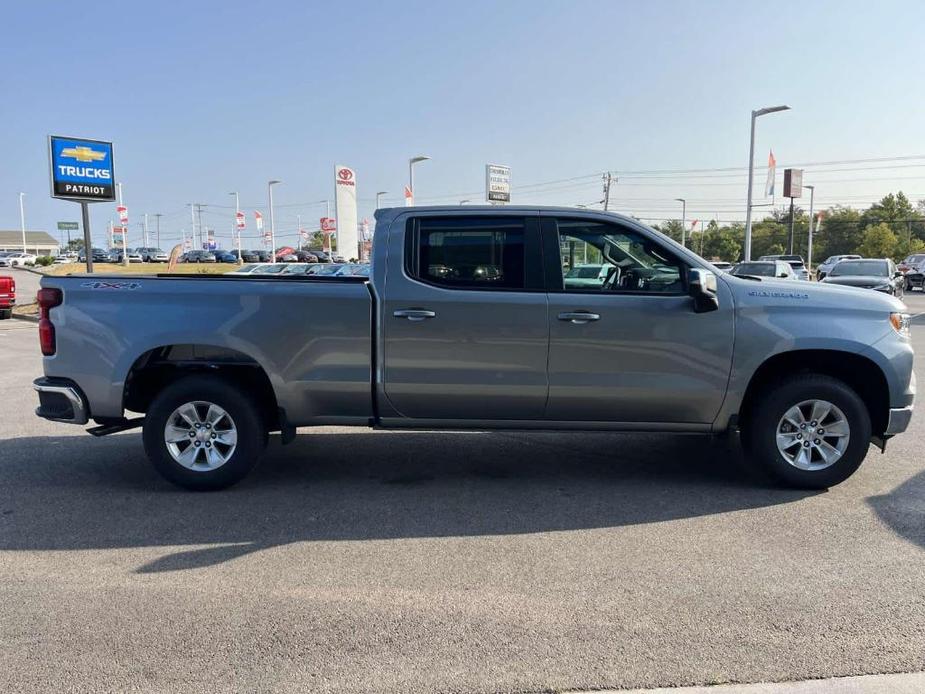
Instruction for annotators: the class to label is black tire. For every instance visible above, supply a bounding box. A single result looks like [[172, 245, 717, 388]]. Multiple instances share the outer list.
[[143, 375, 266, 490], [742, 374, 871, 489], [0, 308, 11, 320]]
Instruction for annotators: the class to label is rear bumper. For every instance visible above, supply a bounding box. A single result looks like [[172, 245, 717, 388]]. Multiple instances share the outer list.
[[885, 406, 914, 435], [33, 377, 89, 425]]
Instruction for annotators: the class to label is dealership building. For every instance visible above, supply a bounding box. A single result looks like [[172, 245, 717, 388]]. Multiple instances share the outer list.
[[0, 230, 60, 256]]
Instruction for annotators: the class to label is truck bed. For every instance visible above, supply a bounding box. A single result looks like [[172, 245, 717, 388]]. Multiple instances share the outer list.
[[40, 273, 375, 425]]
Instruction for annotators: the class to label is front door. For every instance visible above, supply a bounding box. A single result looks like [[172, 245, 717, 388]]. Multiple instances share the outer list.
[[381, 213, 548, 420], [543, 214, 735, 424]]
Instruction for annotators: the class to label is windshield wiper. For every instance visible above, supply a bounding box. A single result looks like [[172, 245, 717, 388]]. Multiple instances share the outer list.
[[732, 274, 763, 281]]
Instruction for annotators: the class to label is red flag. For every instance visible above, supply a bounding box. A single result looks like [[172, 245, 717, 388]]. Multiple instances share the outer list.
[[690, 219, 699, 229], [404, 186, 413, 207]]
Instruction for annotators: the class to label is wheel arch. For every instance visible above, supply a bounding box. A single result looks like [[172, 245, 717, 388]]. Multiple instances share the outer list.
[[123, 344, 280, 430], [740, 349, 890, 436]]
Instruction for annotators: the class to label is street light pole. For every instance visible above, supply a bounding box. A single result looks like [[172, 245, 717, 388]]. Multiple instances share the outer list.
[[408, 155, 430, 207], [18, 193, 26, 254], [118, 183, 128, 266], [804, 184, 815, 273], [675, 198, 687, 246], [744, 104, 791, 261], [268, 180, 281, 261], [376, 191, 388, 209]]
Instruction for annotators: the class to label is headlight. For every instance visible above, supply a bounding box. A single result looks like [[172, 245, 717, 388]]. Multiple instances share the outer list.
[[890, 312, 911, 338]]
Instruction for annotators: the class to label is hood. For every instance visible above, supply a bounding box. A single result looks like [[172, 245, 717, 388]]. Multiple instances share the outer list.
[[721, 273, 905, 313], [822, 275, 890, 288]]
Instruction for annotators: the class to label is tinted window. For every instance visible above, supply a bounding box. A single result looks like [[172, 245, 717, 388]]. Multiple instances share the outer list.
[[830, 260, 889, 276], [408, 217, 526, 289], [554, 219, 684, 293], [731, 262, 775, 277]]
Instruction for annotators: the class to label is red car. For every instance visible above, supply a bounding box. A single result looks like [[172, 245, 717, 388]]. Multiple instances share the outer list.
[[0, 275, 15, 319]]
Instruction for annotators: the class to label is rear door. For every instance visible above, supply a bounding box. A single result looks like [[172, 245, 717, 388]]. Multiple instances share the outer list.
[[380, 212, 548, 420], [542, 213, 735, 424]]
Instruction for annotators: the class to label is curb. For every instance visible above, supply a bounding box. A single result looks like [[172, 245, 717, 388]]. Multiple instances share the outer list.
[[11, 313, 39, 323]]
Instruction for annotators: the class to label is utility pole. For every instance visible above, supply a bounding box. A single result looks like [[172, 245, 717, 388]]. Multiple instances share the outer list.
[[189, 204, 196, 251], [675, 198, 687, 247], [154, 213, 162, 249], [297, 214, 302, 250], [143, 213, 149, 248], [118, 183, 128, 266], [602, 172, 613, 211], [196, 204, 205, 249]]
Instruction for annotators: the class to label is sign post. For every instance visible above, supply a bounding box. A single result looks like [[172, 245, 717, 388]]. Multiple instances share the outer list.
[[783, 168, 803, 255], [485, 164, 511, 204], [57, 221, 79, 246], [49, 136, 116, 273]]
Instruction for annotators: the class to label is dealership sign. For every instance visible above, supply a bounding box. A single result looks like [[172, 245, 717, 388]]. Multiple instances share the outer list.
[[485, 164, 511, 204], [335, 165, 358, 259], [49, 136, 115, 201]]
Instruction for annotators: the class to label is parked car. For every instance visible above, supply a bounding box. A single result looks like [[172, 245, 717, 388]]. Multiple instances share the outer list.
[[78, 248, 110, 264], [53, 254, 75, 264], [898, 253, 925, 291], [294, 250, 319, 263], [758, 254, 810, 280], [226, 249, 261, 263], [0, 274, 14, 319], [138, 247, 170, 263], [274, 247, 298, 262], [110, 248, 143, 263], [312, 250, 333, 263], [33, 206, 913, 493], [250, 250, 271, 262], [816, 254, 861, 281], [729, 261, 796, 280], [181, 251, 217, 263], [213, 250, 238, 263], [820, 258, 904, 297], [0, 252, 37, 267]]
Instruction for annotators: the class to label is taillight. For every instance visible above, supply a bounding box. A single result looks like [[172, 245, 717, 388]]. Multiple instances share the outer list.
[[37, 288, 62, 356]]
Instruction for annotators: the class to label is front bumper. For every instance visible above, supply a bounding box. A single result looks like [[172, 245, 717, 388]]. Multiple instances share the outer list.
[[33, 377, 89, 425], [885, 406, 914, 435]]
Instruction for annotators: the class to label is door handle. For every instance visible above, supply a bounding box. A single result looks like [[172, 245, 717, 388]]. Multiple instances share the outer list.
[[558, 311, 600, 324], [393, 309, 436, 322]]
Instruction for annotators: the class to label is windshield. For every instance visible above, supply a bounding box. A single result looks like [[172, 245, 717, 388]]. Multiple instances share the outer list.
[[830, 260, 888, 277], [731, 263, 775, 277]]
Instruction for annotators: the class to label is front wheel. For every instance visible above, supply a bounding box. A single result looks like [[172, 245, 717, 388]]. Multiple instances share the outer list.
[[742, 374, 871, 489], [142, 375, 267, 490]]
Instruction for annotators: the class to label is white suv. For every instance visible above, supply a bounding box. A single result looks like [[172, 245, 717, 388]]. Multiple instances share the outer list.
[[0, 252, 37, 267]]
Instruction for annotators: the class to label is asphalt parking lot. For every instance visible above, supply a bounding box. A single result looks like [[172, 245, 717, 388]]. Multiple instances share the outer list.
[[1, 296, 924, 694]]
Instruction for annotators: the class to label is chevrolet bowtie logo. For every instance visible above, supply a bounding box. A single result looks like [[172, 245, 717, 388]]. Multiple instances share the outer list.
[[61, 146, 106, 163]]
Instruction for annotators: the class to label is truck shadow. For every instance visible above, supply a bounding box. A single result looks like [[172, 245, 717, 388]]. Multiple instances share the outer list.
[[0, 430, 817, 573], [867, 469, 925, 551]]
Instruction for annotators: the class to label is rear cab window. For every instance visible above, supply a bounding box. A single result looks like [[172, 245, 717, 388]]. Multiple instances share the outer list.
[[405, 216, 543, 290]]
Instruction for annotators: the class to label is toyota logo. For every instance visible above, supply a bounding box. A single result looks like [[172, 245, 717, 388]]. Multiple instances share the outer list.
[[338, 168, 354, 181]]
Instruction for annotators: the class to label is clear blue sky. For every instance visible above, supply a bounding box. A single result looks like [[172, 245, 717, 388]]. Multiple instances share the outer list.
[[3, 0, 924, 248]]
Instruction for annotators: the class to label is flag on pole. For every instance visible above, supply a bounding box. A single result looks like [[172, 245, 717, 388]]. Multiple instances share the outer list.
[[236, 211, 246, 230], [690, 219, 699, 229], [765, 150, 776, 197], [117, 205, 129, 225], [404, 185, 413, 207], [255, 211, 264, 231]]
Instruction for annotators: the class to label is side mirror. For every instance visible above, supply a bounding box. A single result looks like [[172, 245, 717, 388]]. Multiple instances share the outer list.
[[894, 271, 903, 278], [689, 268, 719, 313], [778, 272, 789, 278]]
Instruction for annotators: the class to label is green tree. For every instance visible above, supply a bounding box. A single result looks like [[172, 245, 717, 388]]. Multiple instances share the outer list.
[[65, 238, 85, 252], [860, 192, 925, 242], [700, 222, 743, 262], [653, 219, 683, 244], [813, 206, 862, 259], [857, 223, 899, 259]]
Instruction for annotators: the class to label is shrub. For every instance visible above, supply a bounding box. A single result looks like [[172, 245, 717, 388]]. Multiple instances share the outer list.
[[34, 256, 55, 267]]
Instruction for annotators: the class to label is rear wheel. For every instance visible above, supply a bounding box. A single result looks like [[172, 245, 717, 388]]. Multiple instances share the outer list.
[[0, 308, 11, 320], [742, 374, 871, 489], [143, 375, 266, 490]]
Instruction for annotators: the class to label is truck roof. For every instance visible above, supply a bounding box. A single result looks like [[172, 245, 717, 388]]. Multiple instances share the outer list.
[[375, 205, 638, 222]]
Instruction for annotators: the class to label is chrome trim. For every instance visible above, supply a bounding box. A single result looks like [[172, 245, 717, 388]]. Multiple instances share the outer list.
[[33, 381, 89, 425], [885, 406, 913, 435]]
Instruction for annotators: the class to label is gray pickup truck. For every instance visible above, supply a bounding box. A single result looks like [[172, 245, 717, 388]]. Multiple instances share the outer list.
[[33, 206, 914, 490]]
